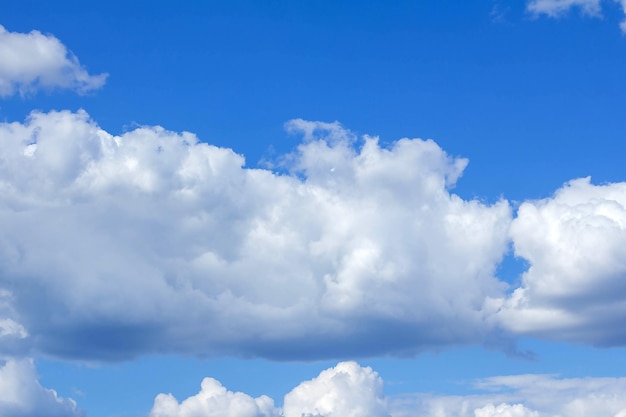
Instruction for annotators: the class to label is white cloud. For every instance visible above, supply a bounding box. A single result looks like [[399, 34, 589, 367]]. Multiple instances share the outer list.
[[150, 377, 277, 417], [1, 110, 625, 358], [492, 178, 626, 346], [473, 403, 538, 417], [150, 362, 388, 417], [0, 110, 512, 360], [151, 363, 626, 417], [0, 358, 82, 417], [282, 361, 390, 417], [0, 25, 107, 97], [526, 0, 626, 32], [391, 373, 626, 417]]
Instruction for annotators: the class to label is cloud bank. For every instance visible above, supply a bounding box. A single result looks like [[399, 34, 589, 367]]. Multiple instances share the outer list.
[[0, 110, 626, 360], [0, 110, 514, 360], [150, 362, 626, 417], [0, 25, 107, 97]]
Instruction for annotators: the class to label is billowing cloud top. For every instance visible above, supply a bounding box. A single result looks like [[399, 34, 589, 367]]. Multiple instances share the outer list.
[[149, 361, 626, 417], [151, 361, 388, 417], [492, 178, 626, 346], [527, 0, 603, 17], [6, 358, 626, 417], [0, 25, 107, 97], [0, 110, 512, 360], [1, 109, 626, 361]]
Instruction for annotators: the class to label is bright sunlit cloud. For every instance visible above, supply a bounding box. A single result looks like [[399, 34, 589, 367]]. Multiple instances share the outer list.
[[2, 6, 626, 416], [1, 109, 626, 362], [0, 109, 511, 360], [149, 361, 626, 417], [0, 25, 107, 97]]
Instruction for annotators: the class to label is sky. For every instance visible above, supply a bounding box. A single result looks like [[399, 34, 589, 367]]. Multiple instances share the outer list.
[[1, 0, 626, 416]]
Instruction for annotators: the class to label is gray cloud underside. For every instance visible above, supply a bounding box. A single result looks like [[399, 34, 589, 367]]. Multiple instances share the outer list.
[[0, 110, 625, 360]]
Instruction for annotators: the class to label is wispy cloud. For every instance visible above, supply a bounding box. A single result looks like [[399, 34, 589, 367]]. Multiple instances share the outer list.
[[526, 0, 626, 32], [0, 359, 82, 417], [527, 0, 603, 17]]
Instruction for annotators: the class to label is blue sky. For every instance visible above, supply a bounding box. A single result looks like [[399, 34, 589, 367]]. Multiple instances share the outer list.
[[2, 1, 626, 416]]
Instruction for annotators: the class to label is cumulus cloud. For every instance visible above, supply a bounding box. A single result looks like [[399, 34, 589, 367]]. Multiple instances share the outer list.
[[473, 403, 538, 417], [282, 361, 389, 417], [0, 25, 107, 97], [150, 361, 387, 417], [151, 362, 626, 417], [526, 0, 626, 32], [0, 110, 512, 360], [1, 109, 625, 359], [0, 358, 82, 417], [150, 377, 277, 417], [492, 178, 626, 346]]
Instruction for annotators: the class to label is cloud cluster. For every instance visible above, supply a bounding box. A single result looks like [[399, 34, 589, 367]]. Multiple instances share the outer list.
[[492, 178, 626, 346], [282, 361, 389, 417], [0, 359, 82, 417], [150, 362, 626, 417], [0, 25, 107, 97], [526, 0, 626, 32], [1, 107, 626, 360], [151, 362, 388, 417], [0, 110, 512, 360], [1, 109, 626, 360]]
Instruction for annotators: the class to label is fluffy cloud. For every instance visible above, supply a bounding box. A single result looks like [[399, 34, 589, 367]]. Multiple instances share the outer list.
[[0, 358, 82, 417], [150, 362, 387, 417], [0, 25, 107, 97], [1, 109, 625, 359], [150, 378, 277, 417], [282, 361, 389, 417], [526, 0, 626, 32], [473, 403, 538, 417], [151, 362, 626, 417], [492, 178, 626, 346], [0, 110, 512, 360]]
